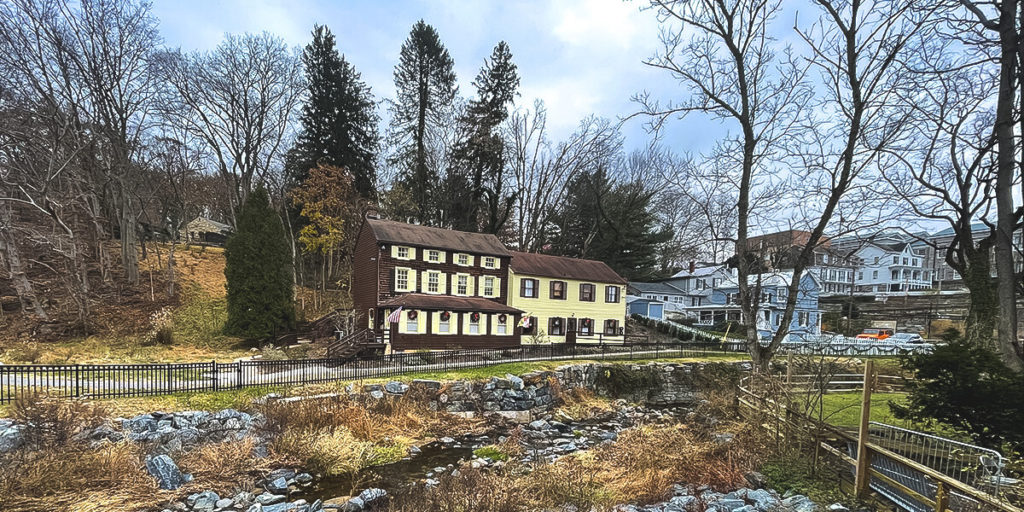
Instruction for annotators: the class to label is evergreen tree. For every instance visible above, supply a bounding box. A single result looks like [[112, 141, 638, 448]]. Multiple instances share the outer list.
[[387, 20, 458, 223], [286, 25, 379, 199], [449, 41, 520, 233], [224, 187, 296, 339], [549, 169, 672, 280]]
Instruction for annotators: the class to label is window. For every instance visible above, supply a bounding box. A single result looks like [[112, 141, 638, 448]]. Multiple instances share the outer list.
[[891, 270, 899, 280], [457, 253, 470, 266], [483, 276, 495, 297], [605, 285, 620, 303], [456, 275, 469, 295], [903, 257, 908, 265], [428, 250, 441, 262], [549, 317, 564, 336], [579, 283, 595, 302], [690, 297, 698, 306], [406, 314, 418, 333], [798, 311, 808, 326], [872, 270, 878, 279], [427, 272, 440, 293], [469, 314, 480, 334], [874, 256, 880, 264], [521, 278, 538, 298], [580, 318, 593, 335], [893, 256, 899, 264], [912, 258, 918, 266], [438, 314, 450, 333], [397, 246, 410, 259], [483, 256, 497, 268], [598, 319, 614, 335], [496, 316, 507, 335], [396, 268, 409, 291], [712, 278, 721, 287], [550, 280, 566, 300]]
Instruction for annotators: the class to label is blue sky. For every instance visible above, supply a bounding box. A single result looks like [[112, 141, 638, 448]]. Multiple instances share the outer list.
[[151, 0, 722, 153]]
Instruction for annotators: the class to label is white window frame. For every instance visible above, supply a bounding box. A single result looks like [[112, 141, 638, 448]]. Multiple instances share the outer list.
[[469, 315, 480, 334], [483, 256, 496, 269], [496, 316, 507, 335], [438, 314, 450, 334], [396, 246, 412, 260], [456, 253, 471, 266], [406, 315, 418, 333], [428, 250, 441, 263], [427, 272, 440, 294], [396, 268, 410, 291], [483, 276, 495, 297], [456, 274, 469, 295]]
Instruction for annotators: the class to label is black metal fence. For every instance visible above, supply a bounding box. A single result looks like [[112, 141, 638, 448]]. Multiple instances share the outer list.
[[0, 341, 750, 403]]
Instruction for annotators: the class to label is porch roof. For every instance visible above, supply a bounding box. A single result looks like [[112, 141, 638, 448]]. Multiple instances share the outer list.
[[378, 294, 524, 314]]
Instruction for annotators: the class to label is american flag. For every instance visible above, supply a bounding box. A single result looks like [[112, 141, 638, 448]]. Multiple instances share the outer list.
[[386, 306, 403, 324]]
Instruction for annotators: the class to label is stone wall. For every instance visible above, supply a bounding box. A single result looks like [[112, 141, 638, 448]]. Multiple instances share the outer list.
[[358, 361, 751, 423]]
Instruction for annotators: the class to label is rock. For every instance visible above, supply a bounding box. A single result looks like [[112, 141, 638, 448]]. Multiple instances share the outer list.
[[409, 445, 422, 455], [265, 476, 290, 494], [341, 497, 364, 511], [744, 471, 768, 489], [709, 498, 745, 511], [262, 503, 299, 512], [257, 493, 286, 505], [493, 377, 512, 389], [412, 379, 441, 389], [827, 505, 850, 512], [506, 374, 525, 390], [528, 419, 550, 431], [439, 437, 456, 444], [713, 432, 735, 445], [384, 381, 409, 394], [664, 495, 697, 511], [266, 468, 297, 481], [369, 390, 385, 400], [215, 498, 234, 509], [146, 454, 190, 490], [0, 422, 24, 453], [294, 472, 314, 484], [187, 490, 220, 512], [358, 488, 386, 505]]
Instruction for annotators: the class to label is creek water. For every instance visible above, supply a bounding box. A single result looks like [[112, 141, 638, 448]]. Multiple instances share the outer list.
[[293, 442, 477, 502]]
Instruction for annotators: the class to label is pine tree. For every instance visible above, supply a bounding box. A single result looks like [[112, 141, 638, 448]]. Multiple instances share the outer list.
[[449, 41, 519, 232], [286, 25, 379, 199], [387, 20, 458, 223], [224, 187, 296, 339]]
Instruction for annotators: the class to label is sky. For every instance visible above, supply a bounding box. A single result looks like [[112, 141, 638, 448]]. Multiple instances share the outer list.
[[150, 0, 724, 154]]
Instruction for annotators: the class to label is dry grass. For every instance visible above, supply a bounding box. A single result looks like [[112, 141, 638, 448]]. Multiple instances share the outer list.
[[552, 384, 615, 422], [259, 390, 479, 477], [392, 420, 765, 512], [8, 393, 110, 448]]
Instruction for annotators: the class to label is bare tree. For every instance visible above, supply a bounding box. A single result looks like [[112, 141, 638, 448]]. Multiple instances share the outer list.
[[506, 99, 621, 252], [636, 0, 810, 369], [158, 32, 303, 226]]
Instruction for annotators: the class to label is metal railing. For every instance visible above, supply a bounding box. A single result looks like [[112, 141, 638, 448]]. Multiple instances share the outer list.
[[0, 340, 749, 404]]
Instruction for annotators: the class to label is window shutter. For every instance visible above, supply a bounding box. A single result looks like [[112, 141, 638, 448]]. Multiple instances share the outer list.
[[390, 268, 396, 293]]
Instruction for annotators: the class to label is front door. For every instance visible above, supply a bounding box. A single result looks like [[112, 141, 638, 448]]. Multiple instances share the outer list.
[[566, 318, 577, 345]]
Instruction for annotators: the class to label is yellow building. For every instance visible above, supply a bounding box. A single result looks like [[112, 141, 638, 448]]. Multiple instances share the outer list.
[[508, 251, 627, 344]]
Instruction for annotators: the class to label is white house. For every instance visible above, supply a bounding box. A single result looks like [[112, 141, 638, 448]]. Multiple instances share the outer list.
[[853, 242, 931, 293]]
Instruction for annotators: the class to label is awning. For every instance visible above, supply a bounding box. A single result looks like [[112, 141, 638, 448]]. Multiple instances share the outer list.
[[378, 293, 523, 314]]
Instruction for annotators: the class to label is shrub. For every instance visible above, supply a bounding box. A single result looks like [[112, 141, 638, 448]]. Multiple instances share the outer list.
[[472, 445, 510, 462], [894, 337, 1024, 451], [147, 307, 175, 345], [9, 394, 109, 448]]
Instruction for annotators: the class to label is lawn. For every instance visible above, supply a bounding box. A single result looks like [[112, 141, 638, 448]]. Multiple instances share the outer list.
[[816, 391, 966, 441]]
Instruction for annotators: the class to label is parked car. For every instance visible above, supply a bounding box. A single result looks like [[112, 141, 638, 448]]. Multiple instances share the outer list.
[[889, 332, 924, 344], [855, 328, 893, 341]]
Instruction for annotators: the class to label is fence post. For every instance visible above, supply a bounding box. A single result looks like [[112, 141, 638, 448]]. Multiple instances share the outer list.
[[211, 361, 219, 392], [935, 481, 948, 512], [854, 359, 875, 499], [74, 364, 80, 398], [236, 362, 243, 390]]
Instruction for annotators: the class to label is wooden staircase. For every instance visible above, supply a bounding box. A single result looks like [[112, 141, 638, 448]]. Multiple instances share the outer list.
[[326, 328, 380, 361]]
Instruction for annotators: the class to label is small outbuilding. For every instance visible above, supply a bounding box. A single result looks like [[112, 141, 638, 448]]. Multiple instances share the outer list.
[[627, 295, 665, 321], [181, 217, 233, 246]]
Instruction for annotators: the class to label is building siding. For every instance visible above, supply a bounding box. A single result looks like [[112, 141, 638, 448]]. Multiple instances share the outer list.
[[508, 270, 626, 343]]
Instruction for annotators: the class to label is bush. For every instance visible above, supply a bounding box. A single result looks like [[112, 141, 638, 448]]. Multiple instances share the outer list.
[[894, 336, 1024, 451], [9, 394, 109, 448]]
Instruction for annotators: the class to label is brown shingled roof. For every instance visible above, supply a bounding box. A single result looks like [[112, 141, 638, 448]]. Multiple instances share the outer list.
[[379, 294, 523, 313], [365, 218, 510, 256], [509, 251, 627, 284]]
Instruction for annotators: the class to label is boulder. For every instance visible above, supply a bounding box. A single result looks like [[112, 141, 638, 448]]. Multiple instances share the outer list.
[[187, 490, 220, 512], [146, 455, 191, 490], [384, 381, 409, 394], [265, 476, 290, 494], [506, 374, 525, 390], [340, 497, 364, 511], [358, 488, 386, 505], [257, 492, 286, 505], [0, 422, 24, 453]]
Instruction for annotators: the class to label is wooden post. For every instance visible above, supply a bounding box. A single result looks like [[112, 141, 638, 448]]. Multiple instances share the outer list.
[[854, 359, 875, 498], [785, 352, 794, 385], [935, 481, 949, 512]]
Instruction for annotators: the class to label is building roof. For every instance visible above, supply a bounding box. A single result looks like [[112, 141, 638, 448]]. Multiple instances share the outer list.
[[626, 295, 663, 305], [379, 293, 523, 313], [671, 265, 726, 279], [186, 217, 232, 233], [365, 218, 510, 257], [629, 281, 686, 294], [931, 223, 992, 239], [719, 270, 821, 289], [509, 251, 627, 284]]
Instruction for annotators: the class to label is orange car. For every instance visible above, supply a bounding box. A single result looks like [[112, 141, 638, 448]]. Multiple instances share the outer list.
[[856, 328, 893, 341]]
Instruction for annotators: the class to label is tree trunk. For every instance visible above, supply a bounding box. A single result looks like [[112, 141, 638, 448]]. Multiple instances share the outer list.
[[0, 209, 48, 321], [993, 0, 1024, 370], [961, 249, 998, 345], [119, 191, 140, 285], [166, 241, 176, 299]]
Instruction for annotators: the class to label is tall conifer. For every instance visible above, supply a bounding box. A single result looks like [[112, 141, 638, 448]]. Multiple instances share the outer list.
[[224, 187, 296, 339]]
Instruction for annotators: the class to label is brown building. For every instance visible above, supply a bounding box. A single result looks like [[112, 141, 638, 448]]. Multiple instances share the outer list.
[[352, 216, 523, 351]]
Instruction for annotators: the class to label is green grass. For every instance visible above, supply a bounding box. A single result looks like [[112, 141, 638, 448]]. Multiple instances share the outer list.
[[473, 445, 510, 461], [816, 392, 908, 428], [760, 453, 850, 506]]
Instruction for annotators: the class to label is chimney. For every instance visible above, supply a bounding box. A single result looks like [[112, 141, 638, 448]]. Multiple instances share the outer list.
[[688, 260, 696, 274]]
